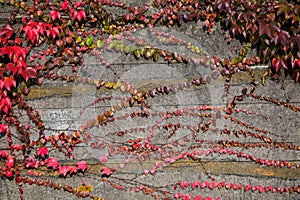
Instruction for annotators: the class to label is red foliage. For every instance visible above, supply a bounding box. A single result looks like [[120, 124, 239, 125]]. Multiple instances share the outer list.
[[101, 166, 113, 177], [37, 147, 49, 159], [0, 1, 299, 200], [5, 170, 13, 179], [0, 24, 14, 43], [76, 160, 87, 172], [50, 11, 61, 21], [0, 92, 12, 113], [46, 157, 60, 169], [6, 155, 14, 169], [22, 67, 37, 81], [73, 10, 86, 21]]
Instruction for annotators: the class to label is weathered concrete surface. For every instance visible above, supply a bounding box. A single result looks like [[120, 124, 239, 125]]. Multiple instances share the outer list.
[[0, 67, 299, 200]]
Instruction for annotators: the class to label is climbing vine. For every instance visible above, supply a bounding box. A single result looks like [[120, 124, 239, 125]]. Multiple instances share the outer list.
[[0, 0, 299, 199]]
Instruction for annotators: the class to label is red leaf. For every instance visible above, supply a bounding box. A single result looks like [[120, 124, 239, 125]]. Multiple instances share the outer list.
[[60, 0, 69, 10], [15, 38, 22, 45], [22, 67, 37, 81], [77, 160, 87, 172], [259, 21, 272, 38], [258, 21, 265, 36], [231, 27, 237, 35], [74, 10, 86, 21], [278, 30, 290, 47], [0, 46, 27, 63], [79, 10, 86, 21], [0, 47, 8, 57], [101, 166, 112, 177], [194, 196, 203, 200], [46, 157, 60, 169], [0, 38, 7, 44], [15, 60, 26, 74], [0, 150, 8, 158], [5, 170, 13, 179], [50, 10, 61, 21], [6, 155, 14, 169], [0, 24, 14, 39], [280, 59, 288, 69], [51, 27, 61, 39], [24, 158, 39, 169], [151, 13, 160, 20], [37, 146, 48, 158], [251, 24, 258, 35], [2, 76, 16, 91], [265, 25, 272, 38], [0, 124, 8, 133], [271, 57, 277, 66], [296, 59, 300, 68], [274, 59, 281, 72], [74, 2, 82, 9], [5, 63, 17, 75], [0, 94, 12, 113], [23, 21, 40, 44], [192, 181, 200, 189], [69, 166, 77, 174], [13, 46, 27, 61], [59, 165, 69, 177]]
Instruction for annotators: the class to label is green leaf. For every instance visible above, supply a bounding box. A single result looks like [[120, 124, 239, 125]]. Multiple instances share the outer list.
[[150, 49, 156, 56], [141, 48, 146, 55], [85, 37, 93, 47], [131, 46, 137, 52], [109, 41, 116, 49], [79, 41, 85, 47], [90, 43, 96, 49]]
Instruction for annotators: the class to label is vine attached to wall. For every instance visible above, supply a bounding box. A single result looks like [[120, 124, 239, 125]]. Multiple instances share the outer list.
[[0, 0, 299, 199]]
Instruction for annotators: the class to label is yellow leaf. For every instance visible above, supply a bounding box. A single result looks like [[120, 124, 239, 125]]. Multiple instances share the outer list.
[[105, 82, 114, 89], [113, 81, 121, 89], [94, 197, 104, 200], [75, 36, 82, 44], [77, 185, 93, 193]]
